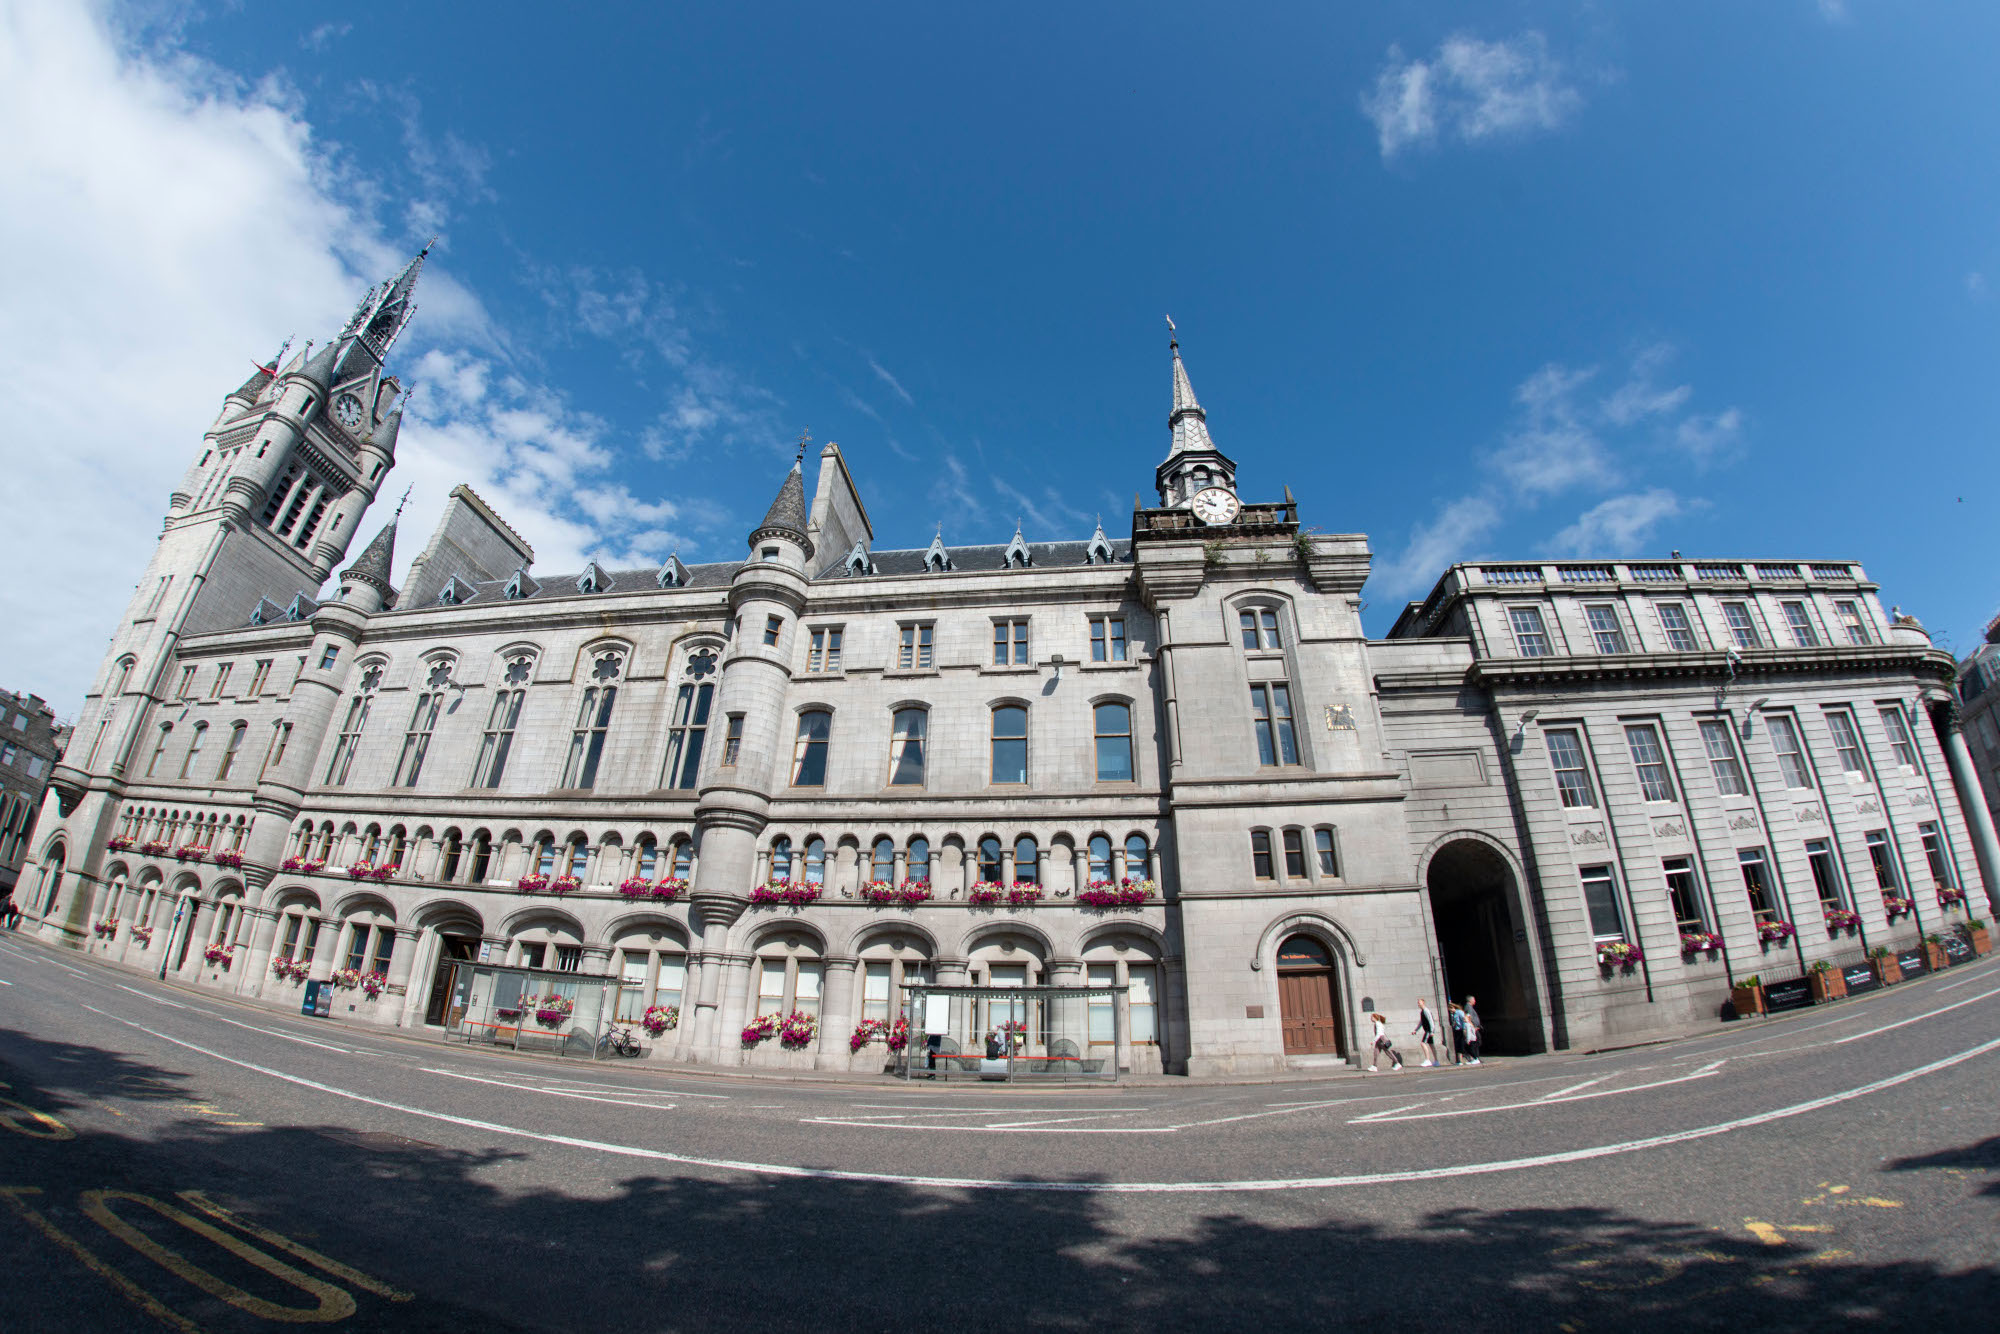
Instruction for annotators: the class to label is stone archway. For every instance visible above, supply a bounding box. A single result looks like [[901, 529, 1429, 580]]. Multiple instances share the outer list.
[[1424, 836, 1545, 1055]]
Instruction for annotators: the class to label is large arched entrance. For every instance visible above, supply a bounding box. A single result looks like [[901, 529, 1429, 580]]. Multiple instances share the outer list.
[[1275, 934, 1343, 1056], [1426, 838, 1544, 1055]]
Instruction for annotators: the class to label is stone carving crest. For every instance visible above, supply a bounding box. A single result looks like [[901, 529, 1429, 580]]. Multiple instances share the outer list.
[[1794, 805, 1826, 825], [1855, 796, 1882, 815], [1570, 825, 1608, 847], [1910, 790, 1933, 808], [1728, 813, 1760, 832], [1652, 818, 1688, 839]]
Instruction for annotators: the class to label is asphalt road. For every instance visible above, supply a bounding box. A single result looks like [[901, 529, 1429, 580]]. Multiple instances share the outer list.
[[2, 931, 1997, 1331]]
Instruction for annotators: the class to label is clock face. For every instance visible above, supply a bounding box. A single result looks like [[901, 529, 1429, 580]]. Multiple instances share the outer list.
[[332, 393, 366, 431], [1191, 486, 1241, 526]]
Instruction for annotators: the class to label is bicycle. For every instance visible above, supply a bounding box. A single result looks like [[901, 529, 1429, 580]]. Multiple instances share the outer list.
[[598, 1022, 643, 1058]]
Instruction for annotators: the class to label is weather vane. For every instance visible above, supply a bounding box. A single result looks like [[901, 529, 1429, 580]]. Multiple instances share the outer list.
[[394, 485, 412, 520], [796, 427, 812, 463]]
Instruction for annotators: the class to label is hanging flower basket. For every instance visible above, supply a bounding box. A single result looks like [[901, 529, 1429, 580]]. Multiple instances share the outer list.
[[1757, 919, 1797, 944], [859, 880, 932, 907], [203, 943, 234, 966], [212, 850, 244, 869], [547, 875, 582, 895], [1823, 907, 1862, 932], [1679, 931, 1723, 955], [280, 856, 324, 874], [1077, 879, 1148, 909], [92, 919, 119, 938], [1882, 894, 1915, 919], [778, 1011, 818, 1049], [850, 1018, 888, 1051], [173, 845, 209, 863], [516, 874, 551, 894], [283, 957, 311, 981], [750, 880, 820, 907], [1938, 885, 1968, 909], [106, 837, 134, 852], [968, 882, 1005, 906], [1596, 941, 1644, 968], [138, 840, 173, 857], [330, 967, 363, 989], [129, 925, 153, 946], [534, 993, 574, 1027], [1006, 883, 1044, 907], [360, 972, 388, 999], [642, 1004, 679, 1036], [887, 1015, 909, 1052], [741, 1014, 778, 1045], [272, 954, 301, 979]]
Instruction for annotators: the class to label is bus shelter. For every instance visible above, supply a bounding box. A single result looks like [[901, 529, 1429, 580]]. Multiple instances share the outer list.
[[444, 962, 620, 1060], [898, 982, 1127, 1082]]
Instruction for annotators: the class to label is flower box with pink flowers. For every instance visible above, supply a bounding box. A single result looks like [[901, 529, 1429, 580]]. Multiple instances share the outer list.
[[516, 874, 550, 893], [1882, 894, 1915, 918], [212, 850, 244, 869], [345, 863, 394, 882], [173, 845, 209, 863], [1938, 884, 1968, 909], [859, 880, 932, 907], [280, 856, 325, 874], [546, 875, 582, 894], [1077, 879, 1149, 909], [92, 919, 118, 938], [203, 943, 234, 966], [138, 840, 172, 857], [750, 880, 820, 907], [618, 877, 688, 901], [106, 837, 133, 852], [1823, 907, 1862, 932], [643, 1004, 679, 1036], [1679, 931, 1724, 955], [1758, 919, 1797, 944], [1596, 940, 1644, 969]]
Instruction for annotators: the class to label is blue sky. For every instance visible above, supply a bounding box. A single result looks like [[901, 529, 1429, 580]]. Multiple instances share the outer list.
[[3, 1, 1998, 710]]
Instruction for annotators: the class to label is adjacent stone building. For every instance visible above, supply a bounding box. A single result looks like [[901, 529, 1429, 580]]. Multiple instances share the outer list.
[[0, 690, 69, 903], [19, 256, 1998, 1073]]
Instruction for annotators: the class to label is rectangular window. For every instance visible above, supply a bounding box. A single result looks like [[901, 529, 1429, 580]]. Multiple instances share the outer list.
[[346, 926, 371, 972], [758, 962, 787, 1018], [1129, 964, 1158, 1043], [1722, 602, 1761, 649], [1663, 857, 1705, 931], [1545, 729, 1597, 808], [1739, 847, 1777, 921], [792, 711, 831, 786], [318, 646, 339, 671], [559, 685, 617, 789], [247, 659, 272, 696], [1585, 604, 1629, 654], [1823, 709, 1870, 779], [261, 721, 292, 777], [1865, 830, 1900, 892], [792, 963, 822, 1019], [1765, 714, 1814, 789], [661, 684, 713, 790], [1090, 615, 1128, 662], [1282, 829, 1307, 878], [177, 666, 197, 699], [1878, 705, 1919, 768], [1699, 719, 1749, 796], [993, 619, 1029, 666], [554, 945, 582, 973], [806, 626, 843, 672], [762, 616, 782, 647], [1087, 964, 1116, 1042], [990, 706, 1027, 784], [1579, 865, 1625, 941], [0, 743, 14, 767], [897, 623, 934, 670], [656, 958, 686, 1011], [1250, 830, 1274, 880], [1508, 606, 1551, 657], [1782, 601, 1820, 648], [1239, 607, 1282, 650], [1249, 683, 1299, 767], [863, 962, 892, 1024], [325, 697, 370, 786], [721, 714, 744, 767], [1806, 838, 1845, 910], [393, 692, 443, 788], [1919, 821, 1954, 888], [617, 956, 649, 1023], [1624, 723, 1677, 802], [1655, 602, 1698, 652], [1315, 829, 1339, 876], [1834, 600, 1872, 646], [214, 724, 246, 781], [472, 690, 524, 788], [1094, 702, 1133, 782], [209, 664, 233, 698], [889, 709, 927, 786]]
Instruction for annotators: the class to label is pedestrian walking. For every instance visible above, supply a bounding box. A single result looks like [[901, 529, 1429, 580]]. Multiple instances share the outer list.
[[1412, 999, 1439, 1067], [1367, 1012, 1403, 1072], [1460, 995, 1483, 1065], [1448, 1003, 1469, 1061]]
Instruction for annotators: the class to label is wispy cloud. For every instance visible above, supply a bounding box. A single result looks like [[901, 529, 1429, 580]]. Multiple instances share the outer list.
[[302, 22, 351, 52], [1374, 496, 1505, 600], [1362, 31, 1585, 160], [1548, 489, 1692, 556], [867, 354, 914, 406]]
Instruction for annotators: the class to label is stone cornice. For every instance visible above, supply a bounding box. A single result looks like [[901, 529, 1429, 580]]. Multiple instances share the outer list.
[[1466, 643, 1953, 690]]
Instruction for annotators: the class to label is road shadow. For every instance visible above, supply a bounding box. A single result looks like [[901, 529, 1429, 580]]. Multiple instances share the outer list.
[[2, 1039, 1996, 1331], [1886, 1135, 2000, 1196]]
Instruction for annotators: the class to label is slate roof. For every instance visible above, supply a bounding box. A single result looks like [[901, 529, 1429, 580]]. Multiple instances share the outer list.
[[752, 463, 810, 542], [296, 339, 342, 391], [342, 521, 398, 595], [842, 538, 1132, 578]]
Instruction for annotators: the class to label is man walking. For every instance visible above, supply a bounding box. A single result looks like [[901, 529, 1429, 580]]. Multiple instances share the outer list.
[[1460, 995, 1483, 1065], [1412, 999, 1440, 1067]]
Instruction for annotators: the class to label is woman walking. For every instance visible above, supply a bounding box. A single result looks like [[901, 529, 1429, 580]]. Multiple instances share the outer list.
[[1460, 996, 1483, 1065], [1367, 1012, 1403, 1072]]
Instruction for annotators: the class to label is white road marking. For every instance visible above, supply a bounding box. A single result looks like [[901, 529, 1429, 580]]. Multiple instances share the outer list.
[[0, 977, 10, 985], [503, 1074, 728, 1099], [118, 985, 186, 1009], [1350, 1101, 1431, 1123], [420, 1067, 678, 1111], [1827, 985, 2000, 1046], [802, 1117, 1175, 1134], [82, 1003, 2000, 1193], [85, 1003, 352, 1055], [1353, 1062, 1726, 1124], [1537, 1078, 1607, 1101], [979, 1113, 1143, 1129]]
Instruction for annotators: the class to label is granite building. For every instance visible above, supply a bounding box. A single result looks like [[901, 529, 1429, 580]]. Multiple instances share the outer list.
[[0, 690, 69, 904], [19, 255, 1998, 1072]]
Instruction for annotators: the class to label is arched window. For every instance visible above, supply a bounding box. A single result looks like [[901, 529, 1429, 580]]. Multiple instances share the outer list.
[[770, 836, 793, 882], [567, 838, 590, 879], [1089, 835, 1113, 881], [991, 705, 1028, 784], [38, 846, 65, 914], [386, 827, 407, 870], [803, 836, 827, 886], [468, 830, 492, 882], [1014, 835, 1039, 884], [440, 830, 463, 881], [661, 652, 716, 789], [314, 822, 335, 862], [560, 656, 621, 790], [146, 724, 173, 778], [1314, 827, 1340, 877], [215, 722, 248, 781], [978, 836, 1003, 883], [536, 837, 557, 876], [637, 838, 658, 879], [793, 711, 831, 786], [1094, 702, 1133, 782], [1125, 833, 1151, 881], [672, 838, 695, 879], [871, 837, 895, 882], [889, 708, 927, 786], [907, 836, 930, 884], [1239, 606, 1282, 650], [362, 825, 382, 863]]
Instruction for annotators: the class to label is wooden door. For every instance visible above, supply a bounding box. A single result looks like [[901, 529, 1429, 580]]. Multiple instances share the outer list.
[[1278, 969, 1339, 1054]]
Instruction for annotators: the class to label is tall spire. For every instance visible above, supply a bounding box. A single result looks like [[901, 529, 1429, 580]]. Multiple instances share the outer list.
[[1166, 320, 1217, 458], [341, 517, 399, 606], [748, 446, 814, 558]]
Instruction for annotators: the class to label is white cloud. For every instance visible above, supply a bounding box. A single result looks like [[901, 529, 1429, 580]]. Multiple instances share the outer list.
[[1362, 31, 1584, 160], [1674, 407, 1744, 467], [1968, 271, 1988, 300], [1492, 363, 1617, 496], [867, 354, 914, 406], [0, 0, 714, 710], [1374, 495, 1504, 601], [1549, 489, 1688, 556], [1598, 343, 1692, 426]]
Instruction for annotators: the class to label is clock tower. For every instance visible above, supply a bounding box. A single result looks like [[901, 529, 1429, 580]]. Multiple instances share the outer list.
[[1154, 326, 1239, 514]]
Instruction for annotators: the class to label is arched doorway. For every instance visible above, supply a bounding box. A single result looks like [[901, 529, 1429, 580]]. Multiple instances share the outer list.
[[1426, 838, 1543, 1055], [1276, 934, 1342, 1056]]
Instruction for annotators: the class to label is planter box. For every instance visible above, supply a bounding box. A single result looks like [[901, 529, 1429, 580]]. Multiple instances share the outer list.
[[1970, 927, 1992, 956], [1808, 971, 1847, 1003], [1871, 957, 1902, 986], [1924, 942, 1949, 971], [1730, 984, 1767, 1017]]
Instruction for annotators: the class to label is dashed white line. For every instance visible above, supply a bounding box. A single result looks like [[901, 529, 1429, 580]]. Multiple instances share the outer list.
[[1352, 1063, 1725, 1124], [1537, 1078, 1607, 1101], [420, 1067, 678, 1111]]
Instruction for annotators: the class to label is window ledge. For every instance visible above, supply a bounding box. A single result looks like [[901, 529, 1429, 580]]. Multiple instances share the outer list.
[[1080, 660, 1138, 671], [883, 668, 940, 679], [981, 665, 1040, 675]]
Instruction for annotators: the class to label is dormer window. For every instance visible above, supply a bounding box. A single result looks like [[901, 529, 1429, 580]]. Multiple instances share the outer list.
[[576, 561, 611, 595], [844, 543, 870, 577]]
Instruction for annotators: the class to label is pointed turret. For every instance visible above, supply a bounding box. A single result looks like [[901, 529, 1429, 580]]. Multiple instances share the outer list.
[[748, 458, 815, 558], [339, 519, 398, 612], [296, 338, 341, 393], [1155, 323, 1238, 507], [1168, 331, 1219, 457], [369, 403, 404, 454]]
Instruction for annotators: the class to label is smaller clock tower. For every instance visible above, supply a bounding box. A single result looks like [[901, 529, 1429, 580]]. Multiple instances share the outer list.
[[1155, 327, 1238, 513]]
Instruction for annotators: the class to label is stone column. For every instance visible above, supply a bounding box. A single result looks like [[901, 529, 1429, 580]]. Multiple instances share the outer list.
[[714, 952, 754, 1062], [936, 956, 970, 1058], [384, 927, 421, 1026], [1072, 845, 1089, 892], [1048, 958, 1086, 1067], [397, 928, 437, 1029], [1112, 847, 1127, 884], [1932, 699, 2000, 915], [817, 955, 859, 1069], [1001, 848, 1015, 885], [687, 917, 731, 1054], [238, 907, 282, 998]]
